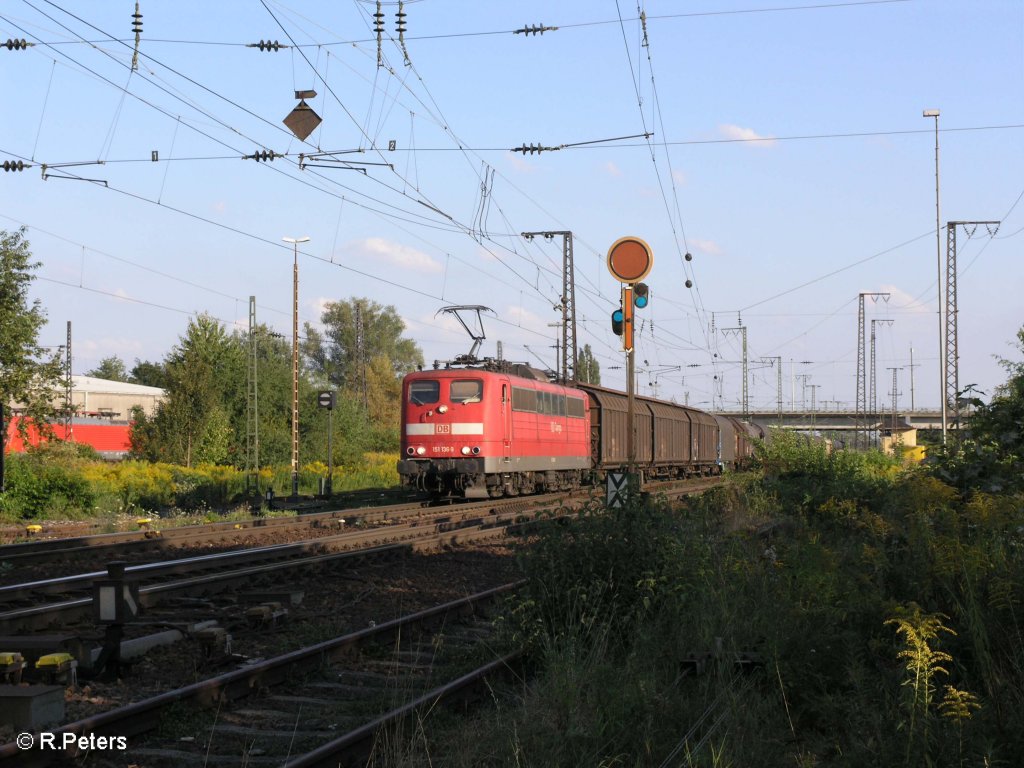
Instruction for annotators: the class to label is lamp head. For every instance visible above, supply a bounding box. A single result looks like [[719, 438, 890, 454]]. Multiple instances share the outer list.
[[922, 109, 939, 117]]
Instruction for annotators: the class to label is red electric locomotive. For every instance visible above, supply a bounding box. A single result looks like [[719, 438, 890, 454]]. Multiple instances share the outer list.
[[398, 305, 759, 499], [397, 364, 591, 499]]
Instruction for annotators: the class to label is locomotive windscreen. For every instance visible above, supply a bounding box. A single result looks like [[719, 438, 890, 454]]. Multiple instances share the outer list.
[[450, 379, 483, 403], [409, 380, 439, 404]]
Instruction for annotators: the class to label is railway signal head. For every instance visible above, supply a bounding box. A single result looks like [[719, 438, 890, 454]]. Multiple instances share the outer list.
[[611, 308, 624, 336], [633, 282, 649, 309]]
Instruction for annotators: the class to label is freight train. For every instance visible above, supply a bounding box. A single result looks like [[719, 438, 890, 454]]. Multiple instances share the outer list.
[[397, 362, 763, 499]]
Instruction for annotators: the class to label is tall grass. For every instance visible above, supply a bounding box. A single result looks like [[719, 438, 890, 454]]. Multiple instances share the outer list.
[[0, 445, 401, 522], [387, 439, 1023, 766]]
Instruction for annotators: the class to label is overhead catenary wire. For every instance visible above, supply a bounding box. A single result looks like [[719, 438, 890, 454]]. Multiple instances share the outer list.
[[3, 2, 1017, 408]]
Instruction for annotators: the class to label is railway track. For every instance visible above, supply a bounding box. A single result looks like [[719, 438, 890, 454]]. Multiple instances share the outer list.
[[0, 501, 540, 633], [0, 477, 722, 631], [0, 498, 435, 569], [0, 489, 415, 545], [2, 583, 522, 767], [0, 475, 723, 571]]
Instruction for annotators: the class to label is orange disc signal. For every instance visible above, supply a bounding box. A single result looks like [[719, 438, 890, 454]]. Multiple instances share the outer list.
[[606, 236, 654, 284]]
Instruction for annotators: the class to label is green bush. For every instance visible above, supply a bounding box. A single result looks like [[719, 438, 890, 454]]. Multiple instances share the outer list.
[[0, 452, 95, 520], [452, 447, 1024, 767]]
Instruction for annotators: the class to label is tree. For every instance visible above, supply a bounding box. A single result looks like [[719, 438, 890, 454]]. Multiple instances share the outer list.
[[576, 344, 601, 385], [930, 326, 1024, 493], [226, 323, 295, 468], [129, 359, 168, 389], [0, 228, 64, 491], [131, 314, 243, 466], [86, 356, 129, 382], [304, 298, 423, 435]]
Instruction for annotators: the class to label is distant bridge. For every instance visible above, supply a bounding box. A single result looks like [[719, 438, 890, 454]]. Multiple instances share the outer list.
[[715, 409, 949, 432]]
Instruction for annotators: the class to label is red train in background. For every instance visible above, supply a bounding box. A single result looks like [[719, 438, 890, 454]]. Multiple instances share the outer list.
[[5, 417, 132, 460], [398, 361, 762, 499]]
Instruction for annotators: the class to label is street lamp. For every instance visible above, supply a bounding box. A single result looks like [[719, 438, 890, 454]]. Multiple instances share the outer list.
[[283, 235, 310, 499], [923, 108, 945, 444]]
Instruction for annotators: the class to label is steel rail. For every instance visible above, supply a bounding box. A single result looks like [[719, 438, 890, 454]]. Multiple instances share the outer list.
[[0, 497, 450, 565], [281, 651, 523, 768], [0, 497, 540, 605], [0, 514, 534, 631], [0, 582, 522, 765], [1, 490, 562, 566]]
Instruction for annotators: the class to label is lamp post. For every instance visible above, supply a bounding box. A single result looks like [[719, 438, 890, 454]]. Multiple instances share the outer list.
[[283, 235, 310, 499], [923, 108, 945, 444]]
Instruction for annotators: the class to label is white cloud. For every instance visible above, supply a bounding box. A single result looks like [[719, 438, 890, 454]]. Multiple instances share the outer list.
[[348, 237, 442, 274], [718, 124, 776, 147], [310, 296, 334, 318], [508, 155, 537, 174], [672, 169, 687, 185], [879, 284, 932, 314], [79, 337, 144, 356], [605, 161, 623, 177], [503, 304, 549, 335], [691, 238, 724, 257]]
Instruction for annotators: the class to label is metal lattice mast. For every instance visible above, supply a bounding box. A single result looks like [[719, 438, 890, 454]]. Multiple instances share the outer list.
[[909, 345, 917, 411], [246, 296, 259, 492], [775, 357, 782, 424], [355, 302, 368, 411], [945, 223, 958, 431], [742, 328, 748, 419], [521, 231, 576, 383], [888, 367, 901, 427], [562, 233, 577, 383], [856, 293, 890, 449], [856, 295, 866, 449], [870, 318, 894, 443], [945, 221, 999, 432], [869, 319, 876, 420], [761, 357, 782, 424], [887, 366, 902, 452], [65, 321, 73, 439], [723, 325, 748, 418]]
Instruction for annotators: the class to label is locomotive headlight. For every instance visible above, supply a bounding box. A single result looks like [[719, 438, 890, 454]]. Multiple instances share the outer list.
[[406, 447, 415, 456], [416, 446, 426, 455], [472, 446, 481, 455], [437, 405, 448, 414], [461, 446, 471, 455]]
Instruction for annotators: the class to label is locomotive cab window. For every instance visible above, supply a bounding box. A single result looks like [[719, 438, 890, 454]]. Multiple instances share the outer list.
[[409, 380, 439, 405], [450, 379, 483, 404]]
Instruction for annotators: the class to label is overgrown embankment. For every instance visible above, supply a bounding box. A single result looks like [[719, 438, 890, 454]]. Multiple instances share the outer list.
[[0, 442, 399, 522], [412, 433, 1023, 767]]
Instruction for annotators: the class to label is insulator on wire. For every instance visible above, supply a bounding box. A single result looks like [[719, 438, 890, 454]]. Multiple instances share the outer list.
[[3, 160, 29, 172], [245, 150, 277, 162], [514, 23, 558, 36], [512, 143, 558, 155], [131, 5, 142, 34], [247, 39, 285, 52], [395, 7, 407, 34], [374, 1, 385, 34], [3, 38, 32, 50]]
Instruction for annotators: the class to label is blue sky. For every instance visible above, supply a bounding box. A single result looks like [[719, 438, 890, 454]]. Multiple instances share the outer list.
[[2, 0, 1021, 413]]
